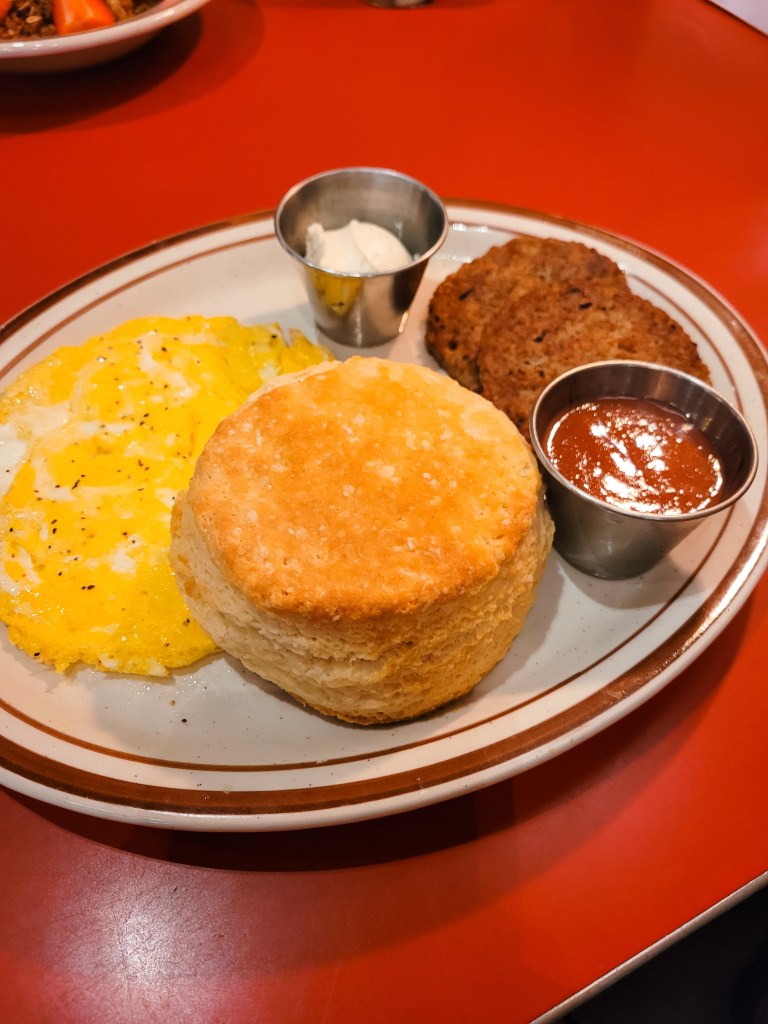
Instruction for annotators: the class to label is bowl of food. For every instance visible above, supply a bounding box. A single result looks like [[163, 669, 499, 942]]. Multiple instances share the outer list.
[[0, 0, 211, 72], [530, 360, 758, 579], [275, 166, 448, 348]]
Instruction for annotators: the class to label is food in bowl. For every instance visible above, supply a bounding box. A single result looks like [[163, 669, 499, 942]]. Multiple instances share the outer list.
[[0, 316, 331, 676], [0, 0, 159, 39], [529, 360, 757, 579], [426, 236, 711, 438], [275, 166, 448, 346], [542, 395, 725, 515], [305, 220, 413, 274], [171, 357, 554, 724]]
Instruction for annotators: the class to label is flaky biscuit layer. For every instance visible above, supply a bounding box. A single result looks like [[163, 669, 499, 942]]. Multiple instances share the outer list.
[[171, 357, 553, 723]]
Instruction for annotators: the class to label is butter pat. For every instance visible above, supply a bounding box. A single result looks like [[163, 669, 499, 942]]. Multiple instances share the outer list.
[[305, 219, 413, 274]]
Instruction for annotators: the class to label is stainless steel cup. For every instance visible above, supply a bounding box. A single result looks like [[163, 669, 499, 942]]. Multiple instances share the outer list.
[[529, 360, 758, 579], [362, 1, 432, 6], [275, 167, 448, 347]]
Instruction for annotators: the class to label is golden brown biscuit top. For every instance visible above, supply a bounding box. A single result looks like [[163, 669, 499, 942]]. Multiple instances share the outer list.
[[185, 357, 543, 618]]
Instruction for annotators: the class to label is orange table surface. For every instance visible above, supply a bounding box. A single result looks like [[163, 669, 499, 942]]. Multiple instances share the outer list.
[[1, 1, 768, 1021]]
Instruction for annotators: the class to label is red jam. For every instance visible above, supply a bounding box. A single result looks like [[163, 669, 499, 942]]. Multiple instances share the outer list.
[[543, 396, 724, 515]]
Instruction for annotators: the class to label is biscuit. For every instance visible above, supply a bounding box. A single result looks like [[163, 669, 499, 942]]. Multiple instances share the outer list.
[[170, 357, 553, 724]]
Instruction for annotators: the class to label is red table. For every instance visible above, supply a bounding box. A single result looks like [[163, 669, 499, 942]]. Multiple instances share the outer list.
[[2, 1, 767, 1020]]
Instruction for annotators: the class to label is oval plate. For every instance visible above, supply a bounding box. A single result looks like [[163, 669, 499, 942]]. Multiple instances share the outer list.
[[1, 202, 767, 831]]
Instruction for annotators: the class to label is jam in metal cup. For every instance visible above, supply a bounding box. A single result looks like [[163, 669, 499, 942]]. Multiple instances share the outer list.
[[529, 360, 758, 579]]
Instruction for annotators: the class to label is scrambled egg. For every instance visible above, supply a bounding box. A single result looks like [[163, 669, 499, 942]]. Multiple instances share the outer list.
[[0, 316, 331, 676]]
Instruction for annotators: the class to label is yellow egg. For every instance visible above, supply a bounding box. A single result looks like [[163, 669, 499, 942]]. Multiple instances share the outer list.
[[0, 316, 332, 676]]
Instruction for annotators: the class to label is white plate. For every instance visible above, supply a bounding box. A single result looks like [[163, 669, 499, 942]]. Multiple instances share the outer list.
[[1, 202, 767, 831], [0, 0, 211, 73]]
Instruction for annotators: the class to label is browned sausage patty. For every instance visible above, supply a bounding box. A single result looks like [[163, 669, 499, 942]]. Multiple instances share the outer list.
[[477, 281, 711, 440], [425, 236, 630, 391]]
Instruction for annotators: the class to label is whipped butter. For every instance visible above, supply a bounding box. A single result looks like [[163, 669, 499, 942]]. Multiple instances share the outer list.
[[305, 219, 413, 274]]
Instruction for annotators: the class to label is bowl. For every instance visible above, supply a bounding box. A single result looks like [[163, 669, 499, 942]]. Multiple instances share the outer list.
[[275, 166, 448, 348], [0, 0, 212, 73], [529, 360, 758, 579]]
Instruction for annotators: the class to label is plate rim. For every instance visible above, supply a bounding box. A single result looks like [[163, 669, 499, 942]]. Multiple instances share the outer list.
[[1, 200, 767, 830]]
